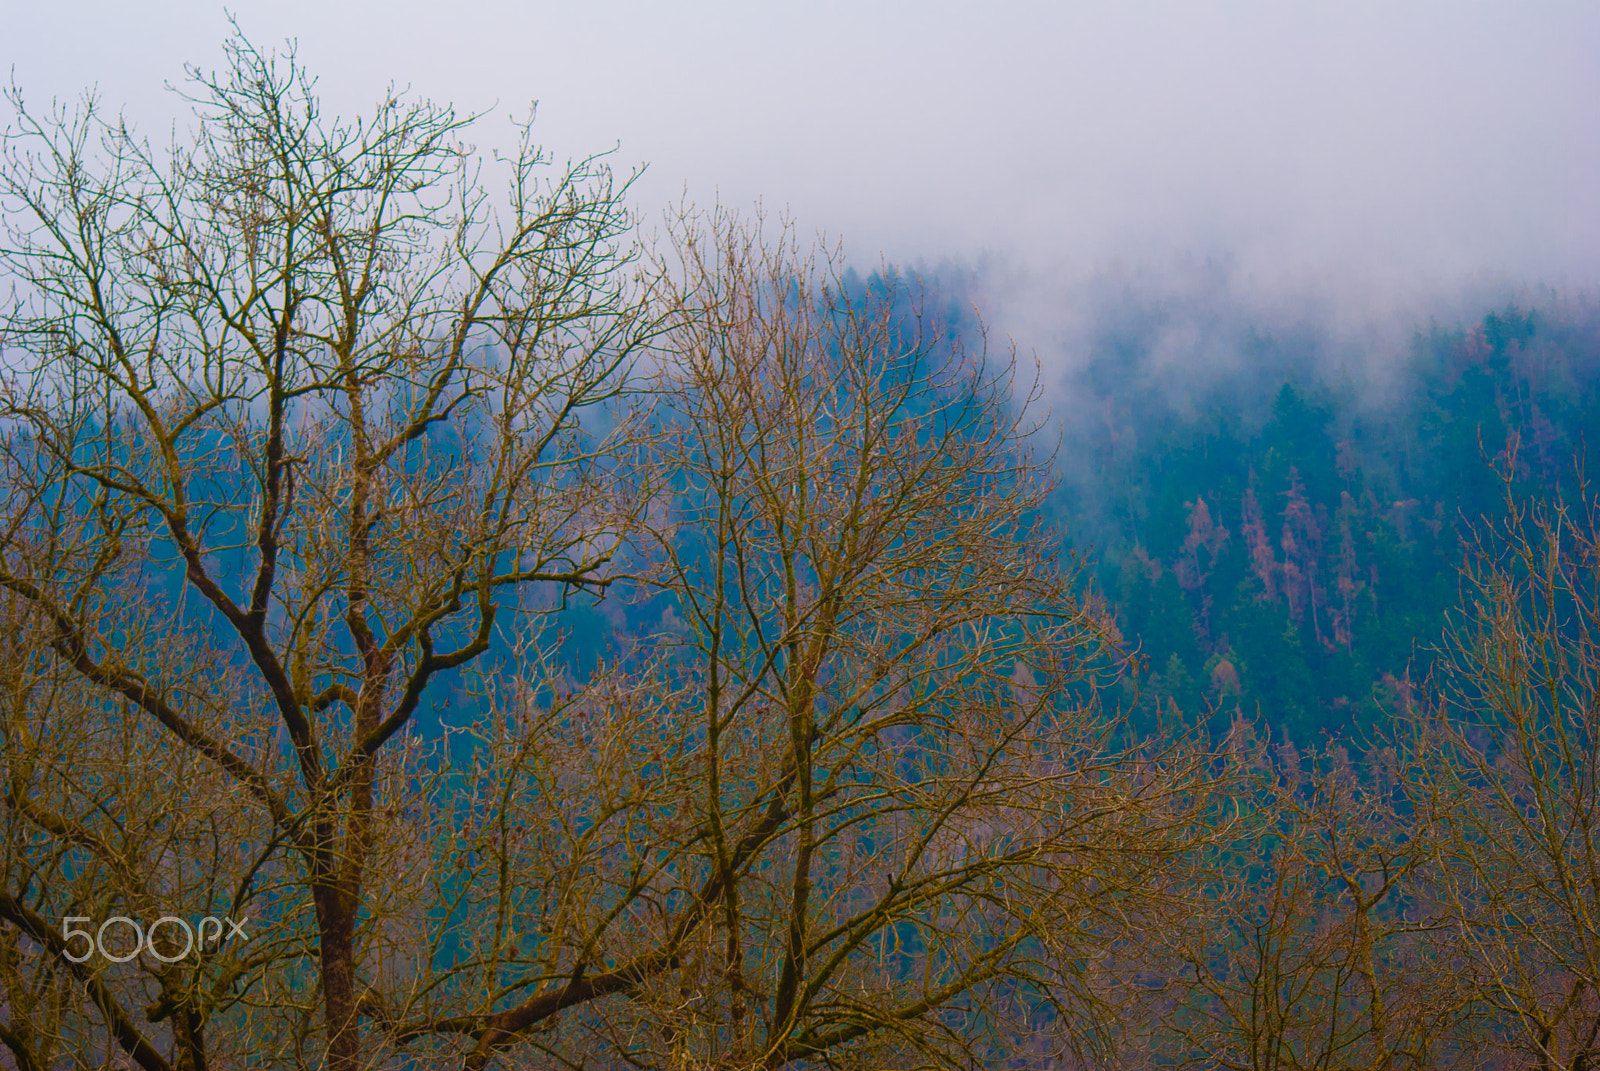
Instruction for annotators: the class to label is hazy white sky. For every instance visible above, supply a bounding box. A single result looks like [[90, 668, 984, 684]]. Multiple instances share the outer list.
[[4, 1, 1597, 302]]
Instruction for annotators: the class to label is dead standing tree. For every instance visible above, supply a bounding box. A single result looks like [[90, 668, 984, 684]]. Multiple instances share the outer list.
[[0, 35, 654, 1070]]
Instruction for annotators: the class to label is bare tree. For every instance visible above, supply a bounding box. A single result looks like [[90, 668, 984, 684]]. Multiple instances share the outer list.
[[1408, 454, 1600, 1071], [426, 211, 1213, 1070], [1137, 723, 1471, 1071], [0, 33, 653, 1069]]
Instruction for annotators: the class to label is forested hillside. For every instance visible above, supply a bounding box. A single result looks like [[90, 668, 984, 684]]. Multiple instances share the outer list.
[[1037, 293, 1600, 743], [554, 280, 1600, 749]]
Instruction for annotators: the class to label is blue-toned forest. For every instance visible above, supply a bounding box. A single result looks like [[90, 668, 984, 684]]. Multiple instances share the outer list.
[[1052, 297, 1596, 743], [3, 32, 1599, 1071], [556, 283, 1598, 751]]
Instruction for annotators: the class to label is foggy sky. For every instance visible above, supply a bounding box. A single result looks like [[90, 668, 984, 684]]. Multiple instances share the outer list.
[[5, 2, 1597, 337]]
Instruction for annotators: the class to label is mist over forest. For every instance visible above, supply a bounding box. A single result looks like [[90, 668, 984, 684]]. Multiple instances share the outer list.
[[550, 257, 1600, 751], [955, 264, 1600, 746], [3, 11, 1600, 1069]]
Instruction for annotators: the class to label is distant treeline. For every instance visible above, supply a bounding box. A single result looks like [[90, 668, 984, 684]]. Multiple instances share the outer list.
[[1039, 289, 1600, 743]]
